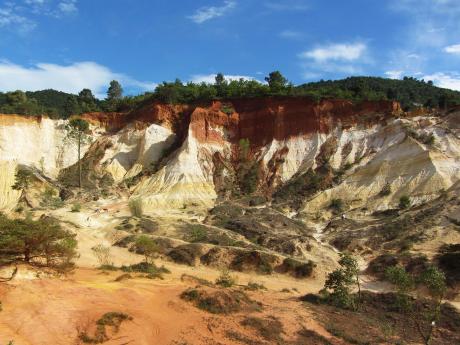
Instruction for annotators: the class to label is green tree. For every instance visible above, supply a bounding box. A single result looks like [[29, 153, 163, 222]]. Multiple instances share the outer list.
[[265, 71, 288, 94], [63, 96, 81, 118], [418, 266, 447, 345], [107, 80, 123, 101], [135, 235, 159, 264], [12, 168, 33, 191], [0, 214, 77, 270], [385, 265, 414, 311], [323, 252, 360, 309], [78, 88, 97, 112], [215, 73, 225, 86], [78, 89, 96, 103], [385, 265, 447, 345], [65, 118, 91, 189]]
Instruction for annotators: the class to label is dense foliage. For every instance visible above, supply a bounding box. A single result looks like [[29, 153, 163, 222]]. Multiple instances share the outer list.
[[1, 74, 459, 119], [0, 214, 77, 271], [297, 76, 460, 110]]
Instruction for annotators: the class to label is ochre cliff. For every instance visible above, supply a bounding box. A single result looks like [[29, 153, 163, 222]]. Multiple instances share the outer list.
[[0, 97, 457, 214]]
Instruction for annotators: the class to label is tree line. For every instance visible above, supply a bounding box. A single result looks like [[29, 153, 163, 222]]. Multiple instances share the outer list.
[[1, 73, 459, 119]]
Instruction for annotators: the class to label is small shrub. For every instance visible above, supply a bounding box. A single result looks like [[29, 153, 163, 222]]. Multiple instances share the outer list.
[[422, 133, 435, 145], [134, 235, 159, 264], [246, 281, 267, 291], [221, 104, 235, 115], [121, 262, 170, 279], [187, 225, 208, 243], [128, 198, 143, 218], [92, 244, 112, 267], [40, 187, 64, 209], [399, 195, 411, 209], [329, 198, 344, 212], [71, 203, 81, 212], [98, 264, 118, 271], [180, 287, 261, 314], [215, 269, 237, 288]]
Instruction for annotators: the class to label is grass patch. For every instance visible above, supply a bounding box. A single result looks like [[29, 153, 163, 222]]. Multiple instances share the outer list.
[[121, 262, 170, 280], [180, 287, 262, 314], [79, 312, 132, 344]]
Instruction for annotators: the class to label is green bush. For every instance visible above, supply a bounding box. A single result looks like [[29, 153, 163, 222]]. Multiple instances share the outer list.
[[71, 203, 81, 212], [399, 195, 411, 209], [0, 214, 77, 271]]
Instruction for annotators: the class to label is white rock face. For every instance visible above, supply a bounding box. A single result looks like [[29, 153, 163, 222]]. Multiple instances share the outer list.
[[0, 117, 84, 178], [301, 118, 460, 214], [101, 123, 176, 182], [1, 111, 459, 216], [0, 161, 21, 211], [132, 126, 226, 210]]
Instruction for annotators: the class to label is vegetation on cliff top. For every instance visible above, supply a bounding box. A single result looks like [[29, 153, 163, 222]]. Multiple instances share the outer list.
[[1, 72, 460, 118]]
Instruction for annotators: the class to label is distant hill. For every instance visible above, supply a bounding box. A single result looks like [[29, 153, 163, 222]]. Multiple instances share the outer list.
[[1, 75, 459, 119], [297, 76, 460, 110]]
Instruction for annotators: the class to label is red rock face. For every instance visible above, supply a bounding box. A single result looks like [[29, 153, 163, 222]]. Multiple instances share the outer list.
[[189, 98, 401, 147], [0, 98, 401, 149], [189, 103, 239, 145]]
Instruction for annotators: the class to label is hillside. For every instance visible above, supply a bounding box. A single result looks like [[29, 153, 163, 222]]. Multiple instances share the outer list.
[[0, 95, 459, 344]]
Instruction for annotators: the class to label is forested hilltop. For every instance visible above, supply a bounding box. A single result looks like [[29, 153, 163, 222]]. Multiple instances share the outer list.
[[1, 73, 460, 119]]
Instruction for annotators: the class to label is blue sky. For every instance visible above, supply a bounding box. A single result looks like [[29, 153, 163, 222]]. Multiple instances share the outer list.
[[0, 0, 459, 98]]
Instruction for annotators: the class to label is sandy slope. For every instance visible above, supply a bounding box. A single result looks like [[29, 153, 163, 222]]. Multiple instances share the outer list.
[[0, 267, 336, 345]]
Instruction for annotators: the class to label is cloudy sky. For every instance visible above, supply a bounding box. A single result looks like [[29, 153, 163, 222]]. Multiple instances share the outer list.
[[0, 0, 459, 97]]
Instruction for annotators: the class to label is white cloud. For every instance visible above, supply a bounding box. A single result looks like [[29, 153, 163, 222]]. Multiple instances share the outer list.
[[188, 1, 236, 24], [298, 42, 369, 79], [0, 61, 155, 98], [0, 0, 78, 33], [57, 0, 78, 15], [422, 72, 460, 91], [300, 43, 367, 62], [0, 6, 36, 33], [444, 44, 460, 55], [385, 70, 404, 79], [190, 74, 257, 84]]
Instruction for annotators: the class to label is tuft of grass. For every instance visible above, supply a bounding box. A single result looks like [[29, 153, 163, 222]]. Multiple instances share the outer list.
[[215, 269, 237, 288], [128, 198, 143, 218], [246, 281, 267, 291]]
